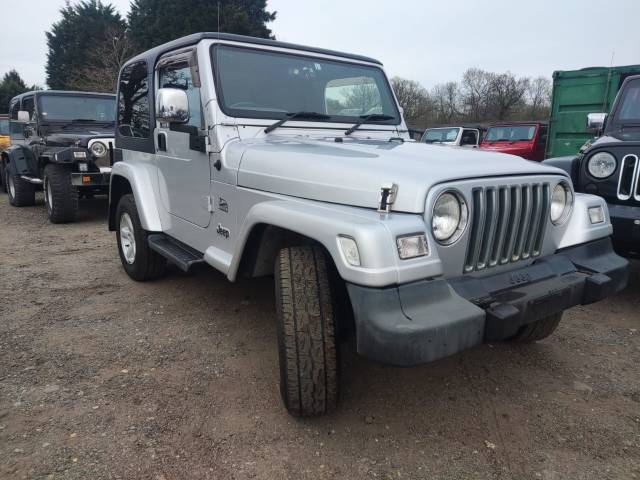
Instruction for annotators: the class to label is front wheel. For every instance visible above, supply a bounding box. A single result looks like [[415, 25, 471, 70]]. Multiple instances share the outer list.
[[115, 194, 166, 281], [510, 312, 563, 342], [44, 164, 78, 223], [274, 245, 339, 417]]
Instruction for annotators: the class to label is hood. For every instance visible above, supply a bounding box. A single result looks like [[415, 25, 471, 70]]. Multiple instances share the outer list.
[[43, 125, 115, 147], [236, 136, 566, 213], [480, 140, 534, 156]]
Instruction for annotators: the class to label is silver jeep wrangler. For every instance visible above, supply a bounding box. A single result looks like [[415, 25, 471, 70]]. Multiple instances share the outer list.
[[109, 33, 628, 416]]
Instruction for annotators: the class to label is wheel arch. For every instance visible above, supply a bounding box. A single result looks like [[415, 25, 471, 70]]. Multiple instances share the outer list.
[[108, 164, 163, 232]]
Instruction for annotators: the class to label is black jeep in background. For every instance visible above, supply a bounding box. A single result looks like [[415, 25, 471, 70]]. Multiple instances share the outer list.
[[546, 75, 640, 257], [0, 90, 116, 223]]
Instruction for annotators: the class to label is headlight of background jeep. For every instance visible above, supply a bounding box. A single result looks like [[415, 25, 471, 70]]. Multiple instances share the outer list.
[[432, 191, 468, 245], [588, 152, 617, 179], [90, 141, 107, 157], [550, 181, 573, 225]]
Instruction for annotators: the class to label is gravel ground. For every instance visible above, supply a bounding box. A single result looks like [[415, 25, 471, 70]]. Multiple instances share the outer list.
[[1, 193, 639, 480]]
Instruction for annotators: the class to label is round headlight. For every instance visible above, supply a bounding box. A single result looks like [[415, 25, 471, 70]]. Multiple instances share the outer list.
[[432, 191, 468, 244], [550, 182, 573, 225], [588, 152, 617, 179], [90, 141, 107, 157]]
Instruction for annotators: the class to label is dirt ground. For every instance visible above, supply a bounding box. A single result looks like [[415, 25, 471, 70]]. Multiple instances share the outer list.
[[0, 193, 639, 480]]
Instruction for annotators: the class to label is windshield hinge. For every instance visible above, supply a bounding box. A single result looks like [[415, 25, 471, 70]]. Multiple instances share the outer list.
[[378, 183, 398, 213], [206, 195, 214, 213], [205, 135, 216, 153]]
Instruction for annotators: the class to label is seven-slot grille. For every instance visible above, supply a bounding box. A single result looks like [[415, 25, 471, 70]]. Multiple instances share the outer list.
[[464, 183, 550, 273], [617, 154, 640, 201]]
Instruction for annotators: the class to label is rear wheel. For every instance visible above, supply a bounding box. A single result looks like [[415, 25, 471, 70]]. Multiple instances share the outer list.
[[274, 245, 339, 417], [44, 164, 78, 223], [510, 312, 563, 342], [7, 169, 35, 206], [116, 194, 166, 281]]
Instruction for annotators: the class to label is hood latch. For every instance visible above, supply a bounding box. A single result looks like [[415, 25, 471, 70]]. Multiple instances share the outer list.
[[378, 183, 398, 213]]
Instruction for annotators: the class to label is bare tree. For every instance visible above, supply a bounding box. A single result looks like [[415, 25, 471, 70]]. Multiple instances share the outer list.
[[69, 27, 134, 93], [526, 76, 552, 119], [390, 76, 432, 127], [487, 72, 529, 120], [431, 82, 461, 124], [460, 68, 494, 122]]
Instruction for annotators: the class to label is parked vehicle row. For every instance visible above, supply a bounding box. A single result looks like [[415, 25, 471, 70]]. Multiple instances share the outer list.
[[0, 33, 634, 418], [0, 90, 115, 222]]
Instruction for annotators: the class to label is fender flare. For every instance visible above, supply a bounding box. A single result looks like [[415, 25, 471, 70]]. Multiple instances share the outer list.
[[108, 162, 162, 232], [3, 145, 36, 176], [225, 199, 441, 287], [544, 156, 580, 184]]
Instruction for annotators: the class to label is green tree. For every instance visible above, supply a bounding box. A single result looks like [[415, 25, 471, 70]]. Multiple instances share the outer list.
[[128, 0, 276, 52], [0, 70, 30, 114], [46, 0, 127, 90]]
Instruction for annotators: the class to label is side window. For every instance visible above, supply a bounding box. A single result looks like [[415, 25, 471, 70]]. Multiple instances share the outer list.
[[158, 60, 202, 129], [461, 129, 478, 146], [118, 61, 150, 138], [9, 100, 20, 120], [22, 96, 35, 121], [537, 126, 548, 145]]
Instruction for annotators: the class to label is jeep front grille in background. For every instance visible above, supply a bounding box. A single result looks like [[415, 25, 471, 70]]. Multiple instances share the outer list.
[[617, 154, 639, 201], [464, 183, 550, 273]]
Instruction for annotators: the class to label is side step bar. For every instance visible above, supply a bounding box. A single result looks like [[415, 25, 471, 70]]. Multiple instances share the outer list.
[[147, 234, 205, 272], [21, 176, 43, 185]]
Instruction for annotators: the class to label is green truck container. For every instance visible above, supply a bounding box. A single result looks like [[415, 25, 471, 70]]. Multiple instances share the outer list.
[[546, 64, 640, 158]]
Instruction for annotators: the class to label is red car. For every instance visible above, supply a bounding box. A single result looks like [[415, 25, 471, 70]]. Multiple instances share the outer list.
[[479, 122, 548, 161]]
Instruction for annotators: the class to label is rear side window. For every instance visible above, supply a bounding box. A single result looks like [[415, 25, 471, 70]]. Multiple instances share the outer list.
[[9, 100, 20, 120], [118, 61, 150, 138]]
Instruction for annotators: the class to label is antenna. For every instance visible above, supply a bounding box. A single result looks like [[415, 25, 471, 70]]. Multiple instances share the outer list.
[[217, 2, 220, 38], [601, 50, 615, 112]]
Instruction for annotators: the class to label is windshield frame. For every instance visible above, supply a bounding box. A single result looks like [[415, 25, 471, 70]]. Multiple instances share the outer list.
[[608, 78, 640, 131], [209, 43, 401, 127], [36, 93, 116, 124], [484, 124, 537, 142], [421, 127, 461, 143]]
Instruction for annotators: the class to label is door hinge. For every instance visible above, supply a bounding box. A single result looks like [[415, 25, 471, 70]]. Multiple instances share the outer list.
[[206, 195, 214, 213]]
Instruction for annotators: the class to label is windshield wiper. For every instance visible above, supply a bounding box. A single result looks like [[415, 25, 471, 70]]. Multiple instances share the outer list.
[[264, 111, 330, 134], [345, 114, 395, 136]]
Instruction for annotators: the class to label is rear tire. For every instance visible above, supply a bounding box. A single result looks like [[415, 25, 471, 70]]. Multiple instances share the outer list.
[[274, 245, 339, 417], [510, 312, 563, 342], [7, 169, 35, 206], [116, 194, 166, 281], [0, 162, 6, 193], [44, 164, 78, 223]]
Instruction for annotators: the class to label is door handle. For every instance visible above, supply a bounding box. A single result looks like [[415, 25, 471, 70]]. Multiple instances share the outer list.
[[157, 132, 167, 151]]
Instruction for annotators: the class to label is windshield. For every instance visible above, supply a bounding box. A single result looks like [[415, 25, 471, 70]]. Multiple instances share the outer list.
[[38, 95, 116, 122], [485, 125, 536, 142], [212, 45, 400, 125], [613, 79, 640, 125], [421, 127, 460, 143], [0, 118, 9, 135]]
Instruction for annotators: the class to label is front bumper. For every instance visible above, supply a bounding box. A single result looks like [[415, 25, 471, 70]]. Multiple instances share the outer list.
[[346, 237, 628, 367], [71, 170, 110, 187], [608, 203, 640, 257]]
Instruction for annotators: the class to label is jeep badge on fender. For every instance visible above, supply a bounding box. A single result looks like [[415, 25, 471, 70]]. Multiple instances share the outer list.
[[108, 32, 629, 417]]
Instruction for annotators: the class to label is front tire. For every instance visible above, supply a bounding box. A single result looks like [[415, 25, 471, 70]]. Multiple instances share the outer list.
[[44, 164, 78, 223], [116, 194, 166, 281], [510, 312, 563, 342], [6, 169, 35, 206], [275, 245, 339, 417]]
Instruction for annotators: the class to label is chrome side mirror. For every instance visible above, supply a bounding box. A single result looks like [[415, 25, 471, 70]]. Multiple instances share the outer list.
[[156, 88, 189, 123], [587, 112, 607, 132], [17, 110, 30, 123]]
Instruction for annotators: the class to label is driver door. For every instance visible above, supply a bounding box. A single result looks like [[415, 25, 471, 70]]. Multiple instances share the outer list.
[[154, 52, 211, 228]]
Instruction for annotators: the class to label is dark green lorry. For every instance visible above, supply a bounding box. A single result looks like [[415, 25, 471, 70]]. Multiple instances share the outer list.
[[546, 64, 640, 158]]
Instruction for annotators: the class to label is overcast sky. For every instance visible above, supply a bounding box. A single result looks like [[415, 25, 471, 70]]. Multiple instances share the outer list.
[[1, 0, 639, 88]]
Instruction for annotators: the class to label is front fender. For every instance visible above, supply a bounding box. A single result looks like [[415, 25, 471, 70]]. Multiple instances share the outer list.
[[109, 162, 162, 232], [544, 156, 580, 184], [227, 199, 443, 288], [4, 145, 36, 176], [555, 193, 613, 250]]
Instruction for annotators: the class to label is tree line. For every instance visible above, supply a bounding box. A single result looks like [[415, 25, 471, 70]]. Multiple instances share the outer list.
[[0, 0, 275, 112], [392, 69, 552, 129]]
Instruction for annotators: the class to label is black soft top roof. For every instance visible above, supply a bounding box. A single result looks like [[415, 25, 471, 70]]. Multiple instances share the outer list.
[[10, 90, 116, 103], [123, 32, 383, 68]]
